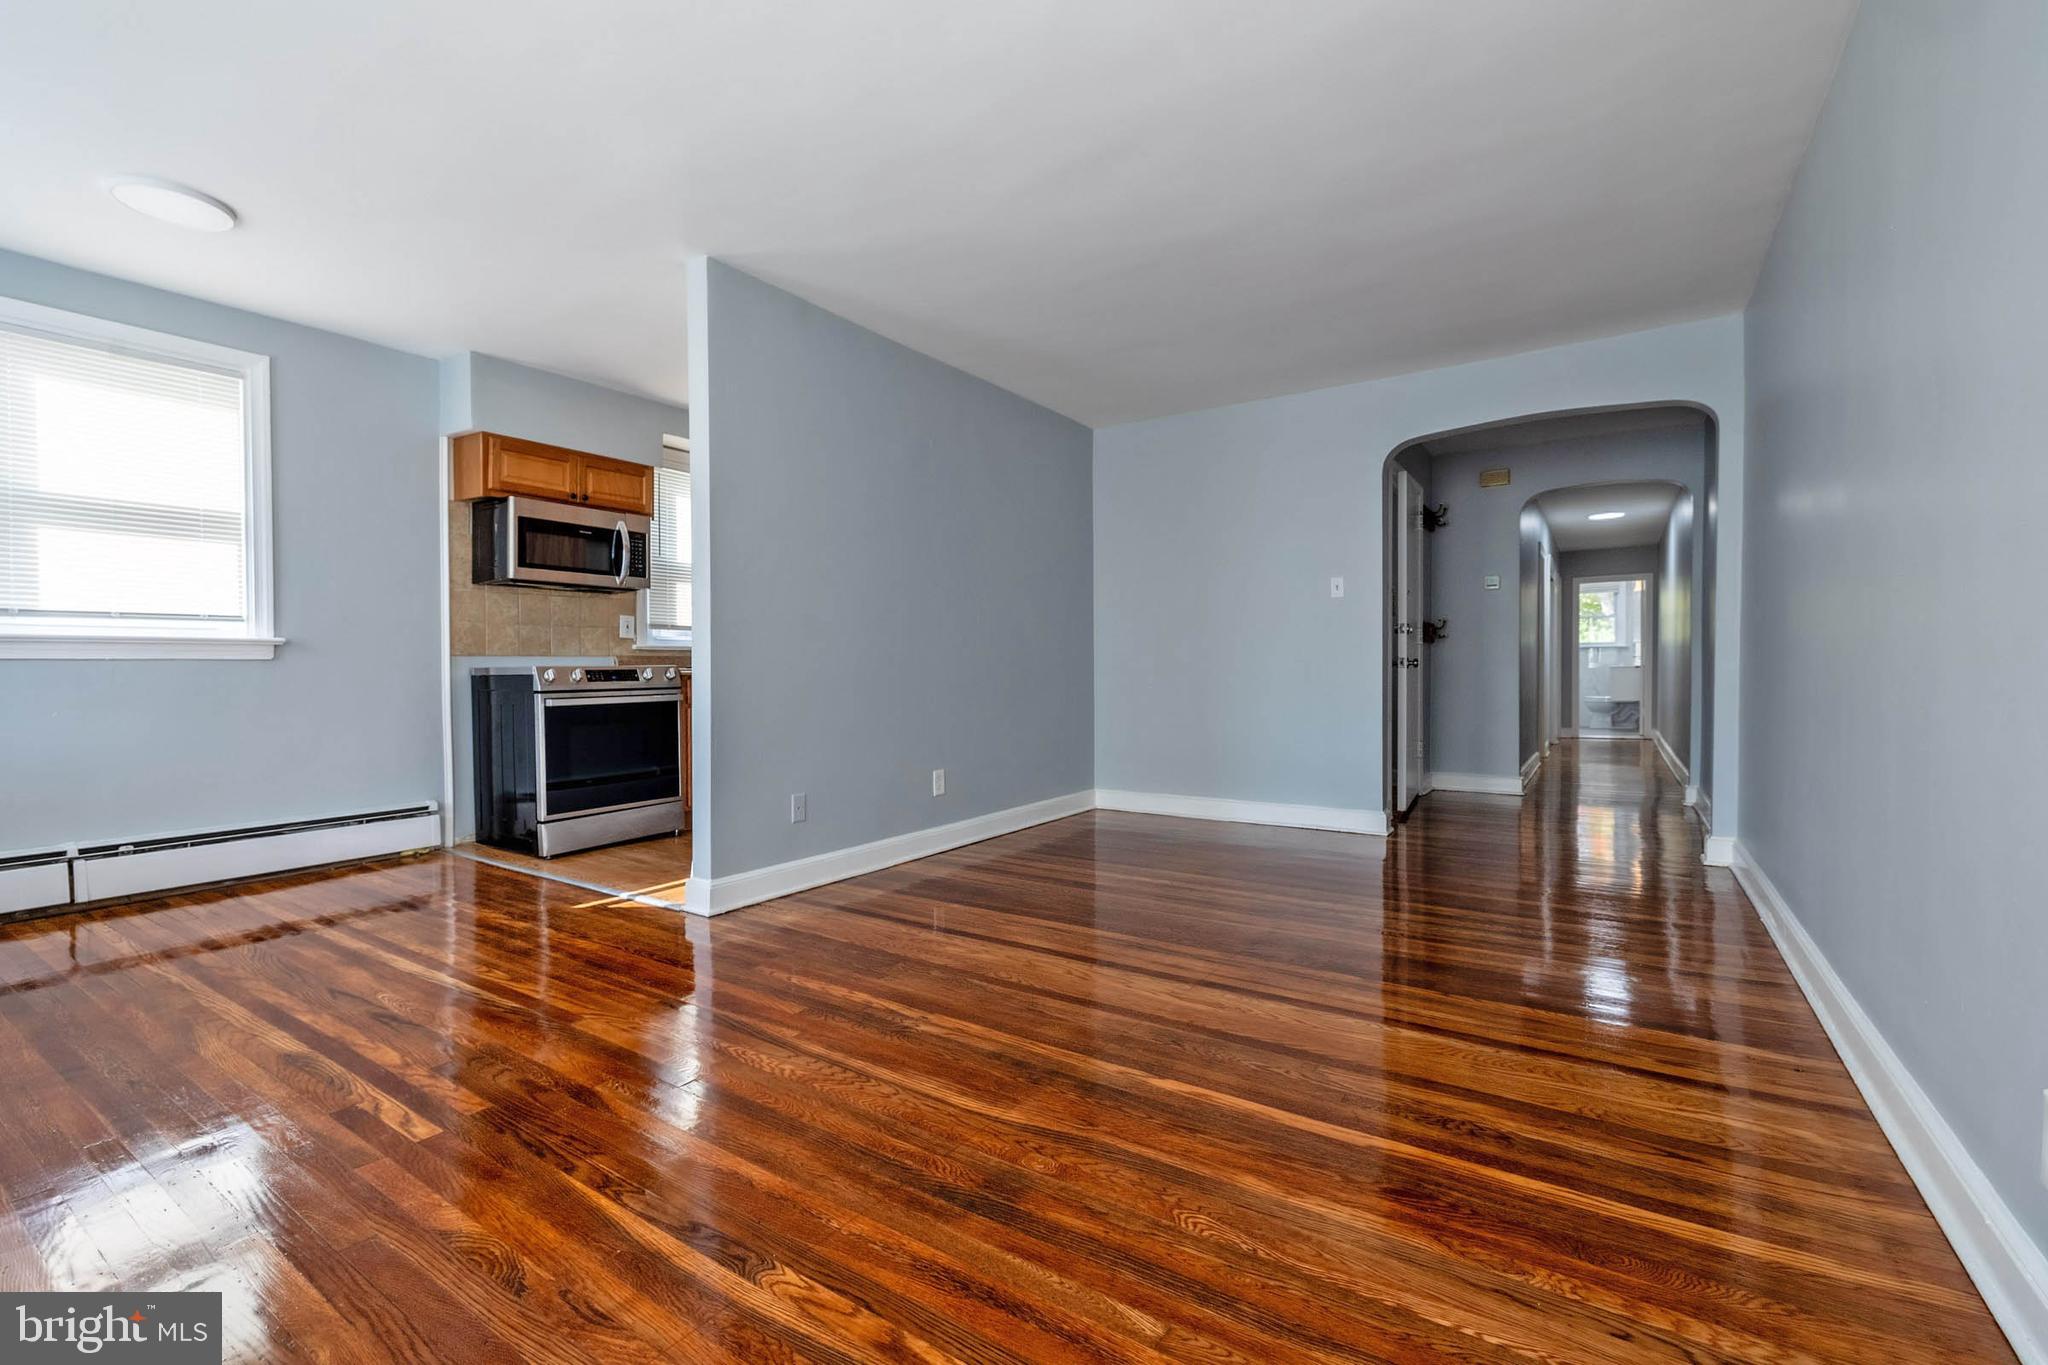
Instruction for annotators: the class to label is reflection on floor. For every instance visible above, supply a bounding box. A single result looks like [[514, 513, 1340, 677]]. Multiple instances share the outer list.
[[454, 832, 690, 908], [0, 740, 2012, 1360]]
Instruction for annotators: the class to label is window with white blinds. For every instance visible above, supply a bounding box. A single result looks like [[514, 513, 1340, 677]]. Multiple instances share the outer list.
[[641, 437, 691, 642], [0, 297, 272, 658]]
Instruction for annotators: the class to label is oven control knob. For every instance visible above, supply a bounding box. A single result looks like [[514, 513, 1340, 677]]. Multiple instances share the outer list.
[[664, 668, 677, 681], [541, 668, 556, 683], [571, 668, 584, 683], [641, 667, 654, 681]]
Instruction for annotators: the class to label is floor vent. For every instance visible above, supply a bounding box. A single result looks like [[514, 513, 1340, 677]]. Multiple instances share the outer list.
[[65, 804, 440, 906]]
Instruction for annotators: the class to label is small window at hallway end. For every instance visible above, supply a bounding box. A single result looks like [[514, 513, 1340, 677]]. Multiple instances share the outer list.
[[1477, 467, 1510, 488]]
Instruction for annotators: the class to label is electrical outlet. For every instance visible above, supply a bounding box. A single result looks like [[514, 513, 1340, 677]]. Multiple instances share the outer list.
[[1329, 576, 1344, 598], [931, 768, 946, 797], [618, 614, 636, 638], [789, 792, 806, 824]]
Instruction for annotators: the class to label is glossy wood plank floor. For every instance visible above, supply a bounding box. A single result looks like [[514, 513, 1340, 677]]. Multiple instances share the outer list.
[[0, 741, 2012, 1361], [453, 832, 691, 909]]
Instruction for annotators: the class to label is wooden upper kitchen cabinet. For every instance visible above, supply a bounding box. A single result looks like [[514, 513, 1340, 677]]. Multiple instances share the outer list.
[[451, 431, 655, 516]]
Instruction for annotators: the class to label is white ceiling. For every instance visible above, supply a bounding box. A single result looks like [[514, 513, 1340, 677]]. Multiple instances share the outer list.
[[0, 1, 1857, 426], [1535, 481, 1684, 552]]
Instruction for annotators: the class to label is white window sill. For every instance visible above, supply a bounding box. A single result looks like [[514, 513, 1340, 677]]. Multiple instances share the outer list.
[[0, 635, 283, 660], [634, 632, 692, 651]]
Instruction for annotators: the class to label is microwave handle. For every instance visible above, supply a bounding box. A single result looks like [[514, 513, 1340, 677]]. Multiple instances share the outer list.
[[610, 521, 628, 585]]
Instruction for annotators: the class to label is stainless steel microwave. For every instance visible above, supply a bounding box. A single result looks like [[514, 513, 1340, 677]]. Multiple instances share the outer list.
[[472, 495, 649, 592]]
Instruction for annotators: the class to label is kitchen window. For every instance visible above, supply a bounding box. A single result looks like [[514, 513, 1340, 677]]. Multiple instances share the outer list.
[[0, 296, 275, 659], [637, 434, 691, 647]]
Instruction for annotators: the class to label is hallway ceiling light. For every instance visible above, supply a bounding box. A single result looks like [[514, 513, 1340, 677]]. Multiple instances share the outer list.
[[1587, 511, 1626, 521], [104, 177, 237, 232]]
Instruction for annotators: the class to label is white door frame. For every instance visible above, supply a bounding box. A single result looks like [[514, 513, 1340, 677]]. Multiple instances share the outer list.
[[1566, 571, 1654, 741], [1391, 468, 1426, 813]]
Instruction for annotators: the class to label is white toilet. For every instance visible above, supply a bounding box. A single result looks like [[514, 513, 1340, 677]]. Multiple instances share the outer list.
[[1584, 665, 1641, 728]]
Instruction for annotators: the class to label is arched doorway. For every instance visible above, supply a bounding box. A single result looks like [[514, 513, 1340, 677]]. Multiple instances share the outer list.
[[1379, 404, 1718, 827]]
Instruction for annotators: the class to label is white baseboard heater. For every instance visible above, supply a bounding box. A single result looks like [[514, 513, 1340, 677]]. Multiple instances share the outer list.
[[0, 849, 71, 916], [0, 804, 440, 916]]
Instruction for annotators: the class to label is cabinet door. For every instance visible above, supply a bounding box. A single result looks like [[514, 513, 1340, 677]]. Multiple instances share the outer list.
[[488, 438, 581, 501], [580, 456, 654, 515]]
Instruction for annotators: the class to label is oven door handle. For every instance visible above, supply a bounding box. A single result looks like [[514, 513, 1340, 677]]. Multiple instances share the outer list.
[[541, 691, 677, 708], [611, 521, 628, 585]]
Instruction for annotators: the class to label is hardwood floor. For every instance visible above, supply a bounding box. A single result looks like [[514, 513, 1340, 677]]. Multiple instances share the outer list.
[[454, 833, 691, 908], [0, 741, 2012, 1361]]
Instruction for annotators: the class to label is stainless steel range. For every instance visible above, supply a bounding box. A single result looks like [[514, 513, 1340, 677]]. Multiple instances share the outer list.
[[471, 664, 684, 857]]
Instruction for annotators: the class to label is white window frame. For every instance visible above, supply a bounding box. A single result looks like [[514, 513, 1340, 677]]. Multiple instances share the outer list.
[[0, 295, 277, 660], [635, 433, 691, 649]]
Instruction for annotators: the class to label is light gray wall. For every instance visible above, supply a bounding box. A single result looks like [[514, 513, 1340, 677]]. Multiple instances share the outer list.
[[1555, 545, 1659, 581], [445, 352, 687, 457], [1654, 494, 1694, 771], [1093, 314, 1747, 829], [1421, 427, 1705, 781], [0, 249, 442, 852], [687, 259, 1093, 880], [1743, 0, 2048, 1253]]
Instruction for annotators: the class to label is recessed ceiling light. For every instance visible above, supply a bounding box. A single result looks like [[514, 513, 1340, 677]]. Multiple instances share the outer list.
[[1587, 511, 1626, 521], [105, 177, 237, 232]]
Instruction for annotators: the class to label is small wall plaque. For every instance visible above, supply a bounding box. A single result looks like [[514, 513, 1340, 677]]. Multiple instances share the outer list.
[[1478, 467, 1510, 488]]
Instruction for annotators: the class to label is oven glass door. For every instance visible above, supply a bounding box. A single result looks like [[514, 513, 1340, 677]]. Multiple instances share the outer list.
[[537, 693, 681, 819], [518, 512, 623, 581]]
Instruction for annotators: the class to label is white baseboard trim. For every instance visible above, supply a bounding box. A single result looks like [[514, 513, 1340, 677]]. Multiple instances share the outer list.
[[1519, 751, 1542, 792], [1427, 771, 1524, 797], [1094, 789, 1390, 837], [683, 790, 1095, 917], [1649, 728, 1691, 787], [1731, 843, 2048, 1363], [1701, 834, 1735, 866]]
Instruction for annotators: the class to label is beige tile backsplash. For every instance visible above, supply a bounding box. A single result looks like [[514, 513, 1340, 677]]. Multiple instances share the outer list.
[[450, 501, 678, 661]]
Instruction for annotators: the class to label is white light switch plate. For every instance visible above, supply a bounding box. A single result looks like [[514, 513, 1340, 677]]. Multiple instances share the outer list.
[[1329, 577, 1345, 598], [618, 614, 636, 638], [931, 768, 946, 796], [789, 793, 806, 823]]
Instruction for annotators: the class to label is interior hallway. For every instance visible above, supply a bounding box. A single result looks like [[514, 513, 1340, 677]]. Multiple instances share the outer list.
[[0, 742, 2009, 1362]]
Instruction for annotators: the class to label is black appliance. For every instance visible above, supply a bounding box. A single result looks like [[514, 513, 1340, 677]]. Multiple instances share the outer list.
[[472, 664, 683, 856]]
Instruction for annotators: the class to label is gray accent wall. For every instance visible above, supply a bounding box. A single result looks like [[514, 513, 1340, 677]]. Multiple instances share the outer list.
[[1421, 426, 1705, 782], [1743, 0, 2048, 1252], [687, 259, 1093, 880], [0, 248, 442, 851]]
